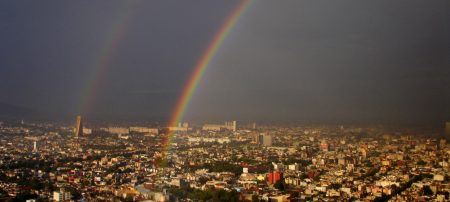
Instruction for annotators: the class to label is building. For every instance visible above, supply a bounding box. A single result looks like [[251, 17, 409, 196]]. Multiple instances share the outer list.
[[130, 127, 159, 134], [226, 121, 237, 132], [262, 134, 273, 146], [33, 141, 37, 152], [439, 139, 446, 149], [105, 127, 129, 135], [320, 140, 329, 152], [53, 188, 71, 202], [74, 116, 83, 137], [180, 122, 189, 128], [202, 121, 237, 132], [167, 126, 190, 132], [253, 133, 264, 145], [202, 124, 223, 131], [267, 171, 283, 184], [288, 163, 300, 171], [82, 128, 92, 135]]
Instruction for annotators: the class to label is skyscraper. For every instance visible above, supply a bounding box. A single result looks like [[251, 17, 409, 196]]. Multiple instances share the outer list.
[[253, 133, 264, 145], [75, 116, 83, 137], [262, 133, 273, 146], [33, 141, 37, 152]]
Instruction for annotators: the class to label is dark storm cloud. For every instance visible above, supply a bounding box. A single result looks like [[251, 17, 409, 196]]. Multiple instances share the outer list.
[[0, 0, 237, 120], [186, 0, 450, 124], [0, 0, 448, 124]]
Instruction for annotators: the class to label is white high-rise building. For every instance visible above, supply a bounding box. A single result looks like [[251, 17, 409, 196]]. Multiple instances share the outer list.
[[33, 141, 37, 152], [232, 120, 237, 132]]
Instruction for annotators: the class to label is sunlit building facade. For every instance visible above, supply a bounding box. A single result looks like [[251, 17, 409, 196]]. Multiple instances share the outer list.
[[74, 115, 83, 137]]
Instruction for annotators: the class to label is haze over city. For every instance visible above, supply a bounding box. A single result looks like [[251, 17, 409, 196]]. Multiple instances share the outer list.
[[0, 0, 448, 125]]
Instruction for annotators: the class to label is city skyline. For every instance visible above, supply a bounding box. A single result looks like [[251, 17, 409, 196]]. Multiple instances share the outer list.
[[0, 119, 448, 201]]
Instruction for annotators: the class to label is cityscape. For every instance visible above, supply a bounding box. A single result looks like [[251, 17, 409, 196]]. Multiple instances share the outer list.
[[0, 119, 449, 201], [0, 0, 449, 202]]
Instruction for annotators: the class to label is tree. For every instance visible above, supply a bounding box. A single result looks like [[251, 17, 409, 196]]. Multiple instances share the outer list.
[[252, 194, 260, 202], [213, 189, 239, 202], [0, 188, 7, 197], [299, 173, 308, 180], [12, 192, 38, 202], [423, 186, 433, 196], [417, 160, 427, 166], [65, 186, 82, 200], [329, 183, 342, 190], [274, 180, 285, 191], [120, 197, 134, 202]]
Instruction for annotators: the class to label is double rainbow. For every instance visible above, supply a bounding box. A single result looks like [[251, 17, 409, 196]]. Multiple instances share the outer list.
[[78, 1, 252, 164], [79, 2, 135, 115]]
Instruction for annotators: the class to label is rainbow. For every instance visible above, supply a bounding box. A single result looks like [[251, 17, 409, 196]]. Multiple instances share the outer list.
[[160, 0, 252, 164], [74, 0, 252, 166], [78, 2, 134, 115]]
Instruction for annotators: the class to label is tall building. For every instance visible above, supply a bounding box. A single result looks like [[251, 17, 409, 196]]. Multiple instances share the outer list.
[[263, 134, 273, 146], [33, 141, 37, 152], [253, 133, 264, 145], [75, 116, 83, 137], [267, 171, 283, 184], [231, 120, 237, 132]]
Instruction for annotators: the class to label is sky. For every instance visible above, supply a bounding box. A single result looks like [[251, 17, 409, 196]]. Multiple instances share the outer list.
[[0, 0, 449, 125]]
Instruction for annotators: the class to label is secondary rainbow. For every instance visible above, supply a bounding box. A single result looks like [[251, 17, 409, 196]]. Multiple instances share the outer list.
[[160, 0, 252, 161], [78, 3, 133, 115]]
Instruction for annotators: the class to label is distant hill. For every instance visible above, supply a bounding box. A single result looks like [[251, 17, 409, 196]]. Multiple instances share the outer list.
[[0, 102, 35, 119]]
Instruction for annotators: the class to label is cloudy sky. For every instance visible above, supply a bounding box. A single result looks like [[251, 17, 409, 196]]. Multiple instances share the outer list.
[[0, 0, 449, 124]]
